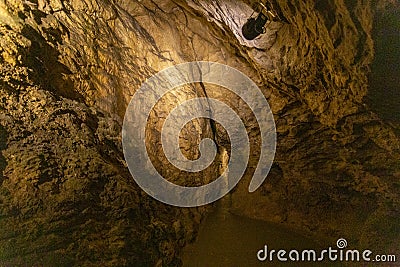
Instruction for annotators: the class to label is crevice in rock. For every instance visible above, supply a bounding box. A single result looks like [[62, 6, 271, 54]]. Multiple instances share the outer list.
[[367, 1, 400, 122]]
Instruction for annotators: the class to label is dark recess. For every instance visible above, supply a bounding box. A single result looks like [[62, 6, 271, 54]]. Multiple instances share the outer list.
[[367, 7, 400, 122]]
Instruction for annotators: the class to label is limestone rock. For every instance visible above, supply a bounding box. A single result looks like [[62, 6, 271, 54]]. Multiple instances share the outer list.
[[0, 0, 399, 265]]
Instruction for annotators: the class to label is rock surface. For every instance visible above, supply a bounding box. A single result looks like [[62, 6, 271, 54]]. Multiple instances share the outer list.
[[0, 0, 399, 265]]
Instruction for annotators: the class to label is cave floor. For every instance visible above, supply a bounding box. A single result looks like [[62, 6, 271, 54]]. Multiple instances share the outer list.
[[182, 204, 342, 267]]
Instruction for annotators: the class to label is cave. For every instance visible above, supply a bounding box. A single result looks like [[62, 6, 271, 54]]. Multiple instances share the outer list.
[[0, 0, 399, 266]]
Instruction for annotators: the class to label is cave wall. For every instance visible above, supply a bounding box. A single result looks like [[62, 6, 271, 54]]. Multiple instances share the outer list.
[[0, 0, 399, 265]]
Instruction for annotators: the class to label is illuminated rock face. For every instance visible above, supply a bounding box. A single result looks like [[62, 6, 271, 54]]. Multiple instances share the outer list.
[[0, 0, 399, 265]]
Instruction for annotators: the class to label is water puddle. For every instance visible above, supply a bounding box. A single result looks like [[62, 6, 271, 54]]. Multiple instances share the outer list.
[[182, 202, 341, 266]]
